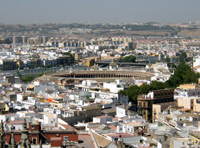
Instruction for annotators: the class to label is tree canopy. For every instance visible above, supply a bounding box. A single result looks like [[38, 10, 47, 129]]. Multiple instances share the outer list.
[[63, 52, 74, 61], [119, 55, 136, 63], [179, 51, 190, 63], [119, 62, 200, 104]]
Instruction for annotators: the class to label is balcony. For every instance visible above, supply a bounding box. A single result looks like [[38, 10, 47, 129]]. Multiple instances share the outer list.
[[62, 141, 78, 147], [190, 131, 200, 139]]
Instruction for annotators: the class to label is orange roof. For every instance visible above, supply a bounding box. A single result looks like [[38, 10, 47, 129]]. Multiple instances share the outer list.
[[46, 98, 53, 103]]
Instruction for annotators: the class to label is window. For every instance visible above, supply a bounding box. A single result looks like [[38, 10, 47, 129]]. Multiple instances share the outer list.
[[32, 138, 37, 144], [64, 136, 68, 142], [31, 125, 34, 129]]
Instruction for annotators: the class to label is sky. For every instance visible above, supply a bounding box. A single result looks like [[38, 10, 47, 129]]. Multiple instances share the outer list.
[[0, 0, 200, 24]]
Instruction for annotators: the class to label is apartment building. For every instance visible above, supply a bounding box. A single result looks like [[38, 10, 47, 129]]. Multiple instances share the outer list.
[[137, 88, 174, 122]]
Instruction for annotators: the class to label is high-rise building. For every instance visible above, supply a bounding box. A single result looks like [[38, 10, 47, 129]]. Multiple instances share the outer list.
[[42, 36, 48, 45], [12, 36, 22, 44], [22, 36, 28, 44]]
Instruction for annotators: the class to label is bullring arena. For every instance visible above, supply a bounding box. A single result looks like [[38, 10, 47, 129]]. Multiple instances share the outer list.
[[40, 70, 154, 82]]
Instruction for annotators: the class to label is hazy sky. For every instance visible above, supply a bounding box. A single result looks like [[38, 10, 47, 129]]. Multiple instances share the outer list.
[[1, 0, 200, 24]]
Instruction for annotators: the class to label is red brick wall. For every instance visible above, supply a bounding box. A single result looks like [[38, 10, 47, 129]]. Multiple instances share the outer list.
[[30, 134, 40, 144], [51, 139, 62, 147], [5, 130, 78, 145], [6, 133, 21, 144], [6, 133, 40, 144], [28, 123, 41, 132]]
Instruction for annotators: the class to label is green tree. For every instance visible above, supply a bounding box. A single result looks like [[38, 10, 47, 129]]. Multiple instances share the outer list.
[[119, 62, 200, 104], [139, 84, 150, 94], [129, 48, 135, 50], [149, 81, 165, 91], [21, 75, 35, 82], [119, 55, 136, 63], [164, 56, 171, 63], [63, 52, 74, 61], [125, 85, 140, 104], [179, 51, 189, 63]]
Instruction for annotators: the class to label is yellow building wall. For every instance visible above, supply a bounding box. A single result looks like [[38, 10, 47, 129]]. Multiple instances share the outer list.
[[179, 84, 196, 90], [190, 135, 200, 145], [86, 59, 95, 68], [152, 104, 161, 122], [193, 99, 200, 112], [177, 98, 191, 109]]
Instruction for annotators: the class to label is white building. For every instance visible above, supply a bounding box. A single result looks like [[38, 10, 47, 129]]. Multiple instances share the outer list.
[[116, 105, 127, 118], [35, 112, 58, 127], [93, 116, 112, 124], [103, 80, 125, 93], [193, 57, 200, 72], [16, 111, 35, 118]]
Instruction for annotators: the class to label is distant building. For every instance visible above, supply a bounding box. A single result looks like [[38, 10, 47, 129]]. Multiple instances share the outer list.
[[57, 56, 71, 65], [75, 53, 82, 61], [86, 59, 95, 68], [109, 59, 118, 70], [0, 60, 18, 70], [22, 36, 28, 44], [42, 36, 48, 45], [12, 36, 22, 44]]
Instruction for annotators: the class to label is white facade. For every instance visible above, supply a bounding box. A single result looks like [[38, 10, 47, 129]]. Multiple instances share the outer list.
[[0, 114, 18, 122], [116, 105, 126, 118], [103, 80, 125, 93], [6, 122, 23, 130], [43, 113, 58, 126], [16, 94, 26, 102], [16, 111, 35, 118], [152, 62, 169, 73], [151, 73, 171, 82], [174, 88, 200, 99], [93, 116, 112, 124], [193, 57, 200, 68]]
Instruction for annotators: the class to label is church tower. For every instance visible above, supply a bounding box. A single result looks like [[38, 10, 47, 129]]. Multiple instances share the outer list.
[[9, 126, 17, 148], [20, 119, 31, 148], [0, 120, 5, 148]]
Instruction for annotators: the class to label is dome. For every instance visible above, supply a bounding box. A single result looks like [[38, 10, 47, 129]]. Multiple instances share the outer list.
[[109, 59, 117, 66]]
